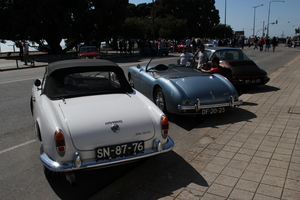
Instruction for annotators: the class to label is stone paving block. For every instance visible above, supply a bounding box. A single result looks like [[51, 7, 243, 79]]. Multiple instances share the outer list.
[[265, 166, 288, 178], [282, 188, 300, 200], [269, 159, 290, 169], [214, 174, 239, 187], [291, 155, 300, 163], [227, 160, 248, 171], [241, 170, 263, 182], [210, 156, 231, 166], [206, 183, 232, 198], [253, 193, 280, 200], [235, 179, 259, 193], [246, 163, 267, 174], [258, 145, 276, 153], [256, 183, 283, 198], [238, 148, 256, 156], [221, 167, 244, 178], [222, 145, 240, 153], [203, 163, 225, 174], [229, 188, 254, 200], [250, 156, 270, 165], [232, 153, 253, 162], [272, 152, 292, 162], [261, 174, 285, 187], [284, 178, 300, 191], [274, 147, 294, 155], [254, 150, 273, 159]]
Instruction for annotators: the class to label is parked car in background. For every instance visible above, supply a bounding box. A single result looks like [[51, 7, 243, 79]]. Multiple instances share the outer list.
[[30, 59, 174, 185], [128, 59, 242, 115], [168, 44, 187, 53], [205, 47, 270, 85], [78, 46, 102, 59]]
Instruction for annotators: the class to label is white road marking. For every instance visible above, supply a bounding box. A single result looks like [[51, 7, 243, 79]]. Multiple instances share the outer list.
[[0, 139, 37, 154]]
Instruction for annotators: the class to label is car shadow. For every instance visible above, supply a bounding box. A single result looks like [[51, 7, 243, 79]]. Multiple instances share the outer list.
[[168, 107, 257, 131], [44, 160, 145, 200], [44, 151, 208, 200], [88, 151, 208, 200], [236, 84, 280, 96]]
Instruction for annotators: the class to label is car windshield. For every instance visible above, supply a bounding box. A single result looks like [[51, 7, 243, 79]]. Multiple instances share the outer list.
[[206, 50, 251, 61]]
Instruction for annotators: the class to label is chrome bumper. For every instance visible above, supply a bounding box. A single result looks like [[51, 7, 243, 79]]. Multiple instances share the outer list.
[[178, 96, 243, 112], [40, 137, 174, 172]]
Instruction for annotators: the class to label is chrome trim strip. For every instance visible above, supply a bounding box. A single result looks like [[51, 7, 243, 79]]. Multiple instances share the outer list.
[[178, 99, 243, 111], [40, 137, 174, 172]]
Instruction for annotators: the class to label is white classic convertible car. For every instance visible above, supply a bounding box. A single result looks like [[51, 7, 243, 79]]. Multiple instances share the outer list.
[[30, 59, 174, 184]]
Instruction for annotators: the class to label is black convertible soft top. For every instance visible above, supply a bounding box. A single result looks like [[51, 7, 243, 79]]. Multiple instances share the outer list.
[[43, 59, 133, 99]]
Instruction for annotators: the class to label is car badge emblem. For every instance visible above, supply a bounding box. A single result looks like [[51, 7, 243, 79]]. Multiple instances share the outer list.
[[111, 124, 120, 133]]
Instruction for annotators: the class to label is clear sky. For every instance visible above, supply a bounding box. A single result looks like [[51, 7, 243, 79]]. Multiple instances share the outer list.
[[129, 0, 300, 38]]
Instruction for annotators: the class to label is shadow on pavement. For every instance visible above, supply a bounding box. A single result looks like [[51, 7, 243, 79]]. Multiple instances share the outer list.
[[44, 160, 144, 200], [90, 151, 208, 200]]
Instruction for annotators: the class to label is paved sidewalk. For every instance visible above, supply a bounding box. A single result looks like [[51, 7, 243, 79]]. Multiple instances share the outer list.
[[90, 54, 300, 199]]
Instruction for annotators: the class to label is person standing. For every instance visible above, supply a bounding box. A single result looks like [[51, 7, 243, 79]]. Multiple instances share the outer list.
[[196, 44, 208, 70], [254, 36, 259, 50], [271, 36, 278, 52], [178, 48, 193, 66], [23, 41, 29, 65]]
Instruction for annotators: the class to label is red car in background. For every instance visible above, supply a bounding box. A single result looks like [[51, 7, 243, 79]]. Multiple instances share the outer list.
[[168, 44, 187, 53], [78, 46, 102, 59]]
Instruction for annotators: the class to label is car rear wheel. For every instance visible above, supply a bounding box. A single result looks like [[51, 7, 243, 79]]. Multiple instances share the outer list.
[[154, 88, 166, 112]]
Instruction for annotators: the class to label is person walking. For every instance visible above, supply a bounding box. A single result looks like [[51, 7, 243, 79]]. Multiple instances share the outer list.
[[271, 36, 278, 52], [259, 37, 264, 51]]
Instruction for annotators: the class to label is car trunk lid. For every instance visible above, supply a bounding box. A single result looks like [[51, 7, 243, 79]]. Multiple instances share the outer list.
[[59, 94, 155, 150], [171, 75, 235, 104]]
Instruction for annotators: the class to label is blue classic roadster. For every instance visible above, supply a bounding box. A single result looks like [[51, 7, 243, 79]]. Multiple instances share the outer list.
[[128, 60, 243, 115]]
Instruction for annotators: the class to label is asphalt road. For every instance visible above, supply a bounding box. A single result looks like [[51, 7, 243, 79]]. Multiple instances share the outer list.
[[0, 45, 299, 200]]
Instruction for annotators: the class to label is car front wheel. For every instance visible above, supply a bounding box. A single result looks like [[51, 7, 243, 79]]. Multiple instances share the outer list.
[[154, 88, 166, 112]]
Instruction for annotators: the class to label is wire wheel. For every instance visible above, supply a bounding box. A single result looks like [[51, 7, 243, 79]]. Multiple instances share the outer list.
[[155, 88, 166, 112]]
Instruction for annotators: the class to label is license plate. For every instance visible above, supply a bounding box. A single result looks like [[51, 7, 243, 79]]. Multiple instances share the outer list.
[[96, 141, 144, 161], [244, 79, 261, 84], [201, 107, 225, 115]]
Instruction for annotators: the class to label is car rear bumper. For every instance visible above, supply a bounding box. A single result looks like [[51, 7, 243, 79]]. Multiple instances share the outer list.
[[177, 96, 243, 112], [40, 137, 174, 172]]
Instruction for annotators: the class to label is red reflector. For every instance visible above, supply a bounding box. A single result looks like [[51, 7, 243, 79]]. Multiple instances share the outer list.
[[57, 146, 65, 152], [163, 130, 168, 134]]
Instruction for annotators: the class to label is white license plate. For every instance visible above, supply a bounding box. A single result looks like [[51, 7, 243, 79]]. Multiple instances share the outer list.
[[244, 79, 261, 84], [96, 141, 144, 161], [201, 107, 225, 115]]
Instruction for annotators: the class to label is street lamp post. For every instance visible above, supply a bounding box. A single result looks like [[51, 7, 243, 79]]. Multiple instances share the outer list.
[[267, 0, 284, 38], [253, 4, 263, 37], [224, 0, 227, 37]]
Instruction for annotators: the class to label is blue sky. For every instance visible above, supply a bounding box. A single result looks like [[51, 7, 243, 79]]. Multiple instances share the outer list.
[[129, 0, 300, 38]]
